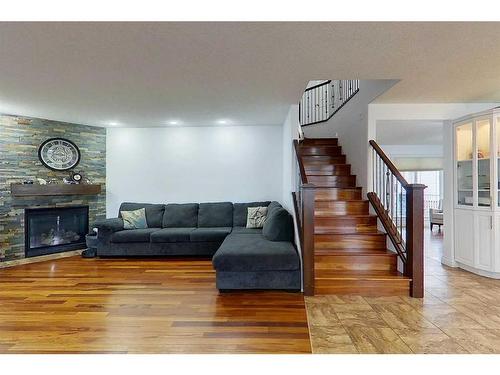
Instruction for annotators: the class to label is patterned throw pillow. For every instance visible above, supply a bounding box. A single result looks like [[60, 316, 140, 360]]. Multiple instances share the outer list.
[[246, 206, 268, 228], [121, 208, 148, 229]]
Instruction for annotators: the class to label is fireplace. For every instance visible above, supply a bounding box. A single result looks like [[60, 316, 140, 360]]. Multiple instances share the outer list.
[[25, 206, 89, 257]]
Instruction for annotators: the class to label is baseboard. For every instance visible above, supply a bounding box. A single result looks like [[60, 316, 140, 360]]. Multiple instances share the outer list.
[[456, 262, 500, 279], [0, 249, 83, 268], [441, 256, 458, 268]]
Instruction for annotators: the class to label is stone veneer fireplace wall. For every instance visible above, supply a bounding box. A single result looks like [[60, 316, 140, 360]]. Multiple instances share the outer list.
[[0, 114, 106, 261]]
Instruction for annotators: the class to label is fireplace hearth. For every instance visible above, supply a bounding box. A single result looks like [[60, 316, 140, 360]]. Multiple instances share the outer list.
[[25, 206, 89, 257]]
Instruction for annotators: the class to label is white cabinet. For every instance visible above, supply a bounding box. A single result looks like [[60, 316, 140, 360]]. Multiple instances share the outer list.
[[475, 212, 493, 270], [454, 209, 474, 266], [453, 108, 500, 278]]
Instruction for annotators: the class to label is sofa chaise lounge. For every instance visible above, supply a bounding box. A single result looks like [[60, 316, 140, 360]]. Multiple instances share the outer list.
[[94, 201, 301, 291]]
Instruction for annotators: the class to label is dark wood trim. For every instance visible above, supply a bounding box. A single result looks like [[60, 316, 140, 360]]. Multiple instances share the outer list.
[[369, 140, 409, 187], [291, 192, 302, 234], [405, 184, 426, 298], [301, 184, 315, 296], [293, 140, 308, 184], [11, 183, 102, 197], [303, 80, 332, 92]]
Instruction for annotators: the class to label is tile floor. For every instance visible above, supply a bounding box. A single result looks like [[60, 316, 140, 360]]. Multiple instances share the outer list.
[[305, 228, 500, 353]]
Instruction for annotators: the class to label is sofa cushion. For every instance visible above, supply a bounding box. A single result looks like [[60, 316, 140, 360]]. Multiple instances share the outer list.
[[94, 218, 124, 233], [231, 227, 262, 235], [262, 207, 294, 242], [118, 202, 165, 228], [150, 228, 196, 243], [198, 202, 233, 227], [212, 234, 299, 272], [111, 228, 161, 243], [163, 203, 199, 228], [233, 201, 271, 227], [190, 227, 232, 242], [266, 201, 282, 217]]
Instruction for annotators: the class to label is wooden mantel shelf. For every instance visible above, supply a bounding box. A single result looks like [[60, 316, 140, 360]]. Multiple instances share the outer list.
[[10, 183, 102, 197]]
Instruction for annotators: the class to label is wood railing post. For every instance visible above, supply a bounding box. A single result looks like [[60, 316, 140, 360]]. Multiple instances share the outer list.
[[302, 184, 315, 296], [405, 184, 426, 298]]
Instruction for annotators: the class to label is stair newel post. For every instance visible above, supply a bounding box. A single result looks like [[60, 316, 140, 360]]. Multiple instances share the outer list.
[[405, 184, 426, 298], [301, 183, 316, 296]]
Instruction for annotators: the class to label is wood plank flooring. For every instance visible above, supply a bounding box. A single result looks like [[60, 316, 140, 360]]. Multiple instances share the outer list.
[[306, 228, 500, 353], [3, 229, 500, 354], [0, 257, 311, 353]]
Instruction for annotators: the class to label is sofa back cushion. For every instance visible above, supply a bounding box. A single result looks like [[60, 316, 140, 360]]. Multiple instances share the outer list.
[[262, 205, 294, 242], [118, 202, 165, 228], [163, 203, 199, 228], [198, 202, 233, 227], [233, 201, 271, 227]]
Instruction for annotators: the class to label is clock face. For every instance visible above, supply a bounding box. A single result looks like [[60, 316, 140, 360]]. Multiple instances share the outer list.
[[38, 138, 81, 171]]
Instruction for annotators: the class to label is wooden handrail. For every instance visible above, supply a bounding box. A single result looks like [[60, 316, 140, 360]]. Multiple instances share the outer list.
[[369, 139, 409, 187], [369, 139, 425, 298], [303, 80, 332, 92], [293, 139, 308, 184], [292, 139, 315, 296]]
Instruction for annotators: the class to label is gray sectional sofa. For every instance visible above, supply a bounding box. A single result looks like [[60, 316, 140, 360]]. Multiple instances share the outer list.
[[94, 201, 300, 291]]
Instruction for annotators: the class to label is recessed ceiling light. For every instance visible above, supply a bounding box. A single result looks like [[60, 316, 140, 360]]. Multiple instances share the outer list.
[[107, 121, 120, 127], [167, 120, 180, 125], [216, 119, 229, 125]]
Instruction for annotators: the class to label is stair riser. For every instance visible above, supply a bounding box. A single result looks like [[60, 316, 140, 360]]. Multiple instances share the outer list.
[[303, 139, 338, 146], [315, 188, 362, 201], [305, 165, 351, 175], [308, 176, 356, 187], [315, 200, 368, 214], [314, 233, 386, 250], [303, 156, 347, 165], [314, 280, 410, 296], [299, 146, 342, 156], [315, 216, 377, 231], [315, 255, 397, 272]]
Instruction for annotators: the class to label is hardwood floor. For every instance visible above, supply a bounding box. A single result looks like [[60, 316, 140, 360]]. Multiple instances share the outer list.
[[3, 229, 500, 354], [306, 228, 500, 353], [0, 257, 311, 353]]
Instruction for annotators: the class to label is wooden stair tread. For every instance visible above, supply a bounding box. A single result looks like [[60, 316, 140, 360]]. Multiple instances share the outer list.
[[315, 228, 379, 235], [314, 213, 376, 218], [315, 271, 410, 281], [315, 248, 396, 256]]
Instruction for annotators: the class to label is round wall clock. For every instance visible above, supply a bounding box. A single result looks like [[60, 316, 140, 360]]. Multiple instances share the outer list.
[[38, 138, 81, 171]]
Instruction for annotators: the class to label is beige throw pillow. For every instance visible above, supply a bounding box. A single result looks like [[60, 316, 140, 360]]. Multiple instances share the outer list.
[[121, 208, 148, 229], [246, 206, 268, 228]]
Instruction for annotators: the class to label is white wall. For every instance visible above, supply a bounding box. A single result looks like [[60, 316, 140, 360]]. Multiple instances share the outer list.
[[303, 80, 398, 192], [106, 125, 283, 216]]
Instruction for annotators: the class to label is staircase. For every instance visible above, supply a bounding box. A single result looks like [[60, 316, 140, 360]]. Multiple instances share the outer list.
[[295, 137, 412, 296]]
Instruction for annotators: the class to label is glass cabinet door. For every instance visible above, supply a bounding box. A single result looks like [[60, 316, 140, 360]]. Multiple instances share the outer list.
[[476, 119, 491, 207], [456, 122, 473, 206]]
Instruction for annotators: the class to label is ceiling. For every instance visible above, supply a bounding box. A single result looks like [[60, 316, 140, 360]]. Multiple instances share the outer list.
[[1, 22, 500, 127], [376, 120, 444, 145]]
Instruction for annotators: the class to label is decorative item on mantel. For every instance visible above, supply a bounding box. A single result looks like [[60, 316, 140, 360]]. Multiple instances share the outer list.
[[36, 178, 47, 185]]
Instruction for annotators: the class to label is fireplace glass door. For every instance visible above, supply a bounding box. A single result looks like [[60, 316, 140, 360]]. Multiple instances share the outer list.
[[25, 206, 89, 257]]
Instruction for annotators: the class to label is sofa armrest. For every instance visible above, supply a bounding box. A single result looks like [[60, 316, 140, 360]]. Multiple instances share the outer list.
[[94, 218, 124, 233]]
